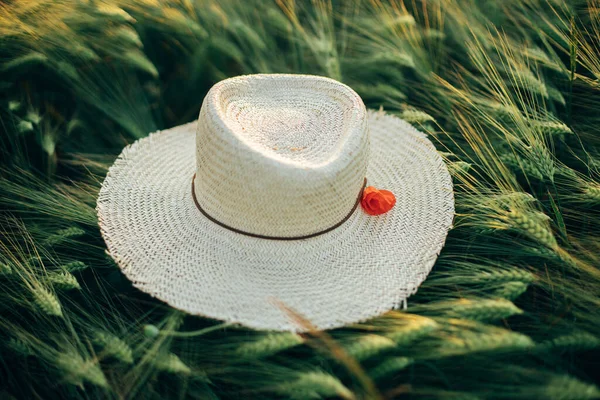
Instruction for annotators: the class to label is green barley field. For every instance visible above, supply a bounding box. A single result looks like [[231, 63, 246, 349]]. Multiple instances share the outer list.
[[1, 0, 600, 398]]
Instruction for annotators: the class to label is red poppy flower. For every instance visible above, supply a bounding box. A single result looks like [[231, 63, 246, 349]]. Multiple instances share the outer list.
[[360, 186, 396, 215]]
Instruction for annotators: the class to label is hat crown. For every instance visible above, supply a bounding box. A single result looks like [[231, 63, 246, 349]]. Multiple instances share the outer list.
[[193, 74, 369, 238]]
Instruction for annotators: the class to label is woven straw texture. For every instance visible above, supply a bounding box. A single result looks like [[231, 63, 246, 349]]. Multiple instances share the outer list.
[[97, 75, 454, 332], [194, 75, 368, 238]]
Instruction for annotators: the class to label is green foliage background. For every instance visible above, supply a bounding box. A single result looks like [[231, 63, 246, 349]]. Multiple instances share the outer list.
[[1, 0, 600, 398]]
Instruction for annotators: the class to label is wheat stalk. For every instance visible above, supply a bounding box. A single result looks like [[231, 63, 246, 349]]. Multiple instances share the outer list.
[[384, 14, 417, 29], [161, 7, 206, 36], [25, 110, 41, 125], [525, 245, 578, 268], [473, 269, 535, 284], [443, 330, 534, 354], [546, 85, 566, 105], [384, 317, 438, 345], [474, 96, 515, 117], [492, 281, 529, 300], [61, 261, 88, 273], [32, 287, 62, 317], [501, 152, 544, 180], [229, 20, 267, 51], [400, 107, 436, 124], [48, 272, 80, 291], [582, 185, 600, 203], [423, 29, 445, 41], [368, 357, 412, 380], [342, 334, 396, 361], [366, 51, 416, 68], [152, 352, 191, 375], [93, 331, 133, 364], [110, 26, 142, 48], [276, 371, 355, 400], [7, 338, 33, 357], [542, 376, 600, 400], [508, 209, 558, 249], [1, 52, 48, 72], [530, 144, 556, 182], [449, 161, 472, 176], [120, 50, 158, 77], [538, 332, 600, 352], [529, 119, 572, 136], [17, 120, 34, 133], [425, 298, 523, 322], [0, 263, 12, 275], [55, 352, 107, 388], [510, 67, 548, 98], [236, 332, 304, 359], [8, 100, 21, 111], [91, 3, 134, 22], [501, 146, 556, 183], [523, 46, 565, 73], [354, 83, 407, 101], [45, 227, 85, 246], [265, 7, 292, 33]]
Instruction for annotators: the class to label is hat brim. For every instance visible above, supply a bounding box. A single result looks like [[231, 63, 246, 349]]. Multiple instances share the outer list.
[[97, 110, 454, 331]]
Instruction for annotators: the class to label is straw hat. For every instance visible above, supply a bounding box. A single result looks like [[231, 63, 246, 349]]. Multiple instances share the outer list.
[[97, 74, 454, 332]]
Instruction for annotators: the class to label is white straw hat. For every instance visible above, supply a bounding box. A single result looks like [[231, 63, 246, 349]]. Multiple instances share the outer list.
[[97, 74, 454, 331]]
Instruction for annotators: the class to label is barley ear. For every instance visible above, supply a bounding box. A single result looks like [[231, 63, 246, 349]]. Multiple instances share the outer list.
[[48, 272, 81, 290], [543, 376, 600, 400], [0, 263, 12, 275], [342, 334, 396, 361], [509, 210, 558, 249], [582, 185, 600, 203], [152, 352, 191, 376], [61, 261, 88, 273], [276, 371, 355, 400], [7, 338, 33, 357], [448, 298, 523, 321], [45, 227, 85, 246], [236, 332, 304, 359], [385, 317, 438, 345], [400, 107, 436, 124], [369, 357, 413, 380], [93, 331, 134, 364], [444, 330, 534, 354], [492, 281, 530, 300], [33, 287, 63, 317], [538, 332, 600, 352], [55, 353, 107, 388]]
